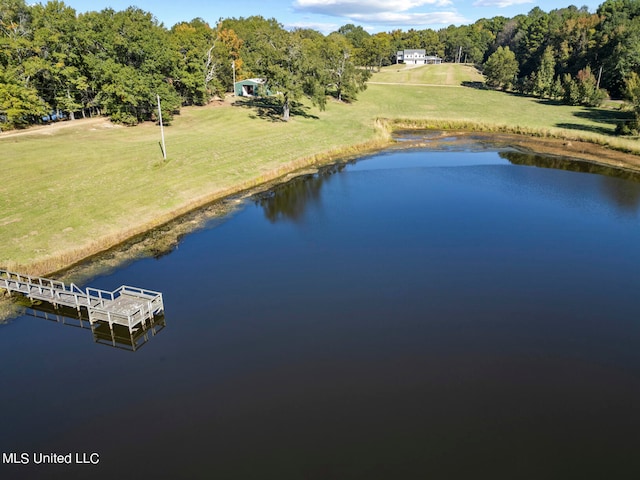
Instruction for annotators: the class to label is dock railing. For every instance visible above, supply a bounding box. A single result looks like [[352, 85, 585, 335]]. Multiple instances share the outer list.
[[0, 268, 164, 333]]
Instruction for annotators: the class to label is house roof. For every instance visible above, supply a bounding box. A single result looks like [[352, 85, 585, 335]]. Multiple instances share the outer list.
[[235, 78, 266, 85]]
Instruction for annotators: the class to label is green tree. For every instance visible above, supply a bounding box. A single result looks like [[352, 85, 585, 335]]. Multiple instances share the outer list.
[[322, 32, 370, 102], [533, 46, 556, 97], [170, 18, 216, 105], [359, 33, 393, 71], [80, 7, 181, 125], [550, 6, 598, 74], [484, 46, 519, 89], [515, 7, 550, 78], [595, 0, 640, 96], [0, 0, 33, 68], [336, 23, 370, 50], [617, 71, 640, 133], [625, 71, 640, 110], [562, 67, 607, 106], [561, 72, 581, 104], [577, 66, 607, 106], [29, 1, 84, 119], [250, 20, 326, 121], [440, 23, 494, 64], [0, 73, 48, 127]]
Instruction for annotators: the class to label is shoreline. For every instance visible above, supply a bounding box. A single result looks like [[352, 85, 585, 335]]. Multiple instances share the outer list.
[[2, 125, 640, 322], [15, 136, 392, 280], [5, 124, 640, 281], [400, 129, 640, 172]]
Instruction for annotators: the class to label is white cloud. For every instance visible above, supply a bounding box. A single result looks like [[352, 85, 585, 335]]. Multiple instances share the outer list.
[[472, 0, 533, 7], [293, 0, 453, 16], [291, 0, 465, 27]]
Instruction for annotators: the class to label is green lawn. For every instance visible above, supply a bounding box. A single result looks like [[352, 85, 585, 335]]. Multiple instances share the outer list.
[[372, 63, 484, 85], [1, 63, 637, 273]]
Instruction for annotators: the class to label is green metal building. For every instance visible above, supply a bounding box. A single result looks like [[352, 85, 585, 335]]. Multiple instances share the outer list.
[[234, 78, 270, 97]]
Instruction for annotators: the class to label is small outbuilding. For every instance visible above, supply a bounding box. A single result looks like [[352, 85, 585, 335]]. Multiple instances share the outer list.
[[234, 78, 270, 97]]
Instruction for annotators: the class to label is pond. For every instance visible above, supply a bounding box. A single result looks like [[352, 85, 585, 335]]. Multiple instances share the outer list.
[[1, 135, 640, 479]]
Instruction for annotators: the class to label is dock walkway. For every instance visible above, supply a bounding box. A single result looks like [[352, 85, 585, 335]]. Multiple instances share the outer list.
[[0, 269, 164, 333]]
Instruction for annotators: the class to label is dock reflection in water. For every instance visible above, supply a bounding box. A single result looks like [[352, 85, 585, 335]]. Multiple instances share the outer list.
[[24, 302, 166, 352]]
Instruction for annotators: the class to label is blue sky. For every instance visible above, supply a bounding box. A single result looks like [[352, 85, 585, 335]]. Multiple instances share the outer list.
[[60, 0, 603, 33]]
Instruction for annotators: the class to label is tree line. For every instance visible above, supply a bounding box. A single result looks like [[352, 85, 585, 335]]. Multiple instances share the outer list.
[[1, 0, 639, 131], [0, 1, 373, 127], [480, 0, 640, 134]]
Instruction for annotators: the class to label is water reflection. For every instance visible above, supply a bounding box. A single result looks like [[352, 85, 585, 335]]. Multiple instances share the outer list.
[[500, 150, 640, 183], [257, 148, 640, 224], [501, 151, 640, 212], [3, 143, 640, 478], [256, 164, 346, 223], [25, 302, 166, 352]]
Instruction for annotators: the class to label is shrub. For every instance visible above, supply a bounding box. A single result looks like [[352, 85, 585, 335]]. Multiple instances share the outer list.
[[615, 119, 640, 136]]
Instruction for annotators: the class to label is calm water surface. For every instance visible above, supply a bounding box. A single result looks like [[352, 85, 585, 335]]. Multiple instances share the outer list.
[[2, 142, 640, 479]]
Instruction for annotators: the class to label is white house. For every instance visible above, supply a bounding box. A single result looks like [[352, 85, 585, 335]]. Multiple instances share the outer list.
[[396, 50, 442, 65]]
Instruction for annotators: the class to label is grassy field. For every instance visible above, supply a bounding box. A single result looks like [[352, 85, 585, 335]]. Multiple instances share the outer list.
[[1, 63, 638, 274], [371, 63, 484, 85]]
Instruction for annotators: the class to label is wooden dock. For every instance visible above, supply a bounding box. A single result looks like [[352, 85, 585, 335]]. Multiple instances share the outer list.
[[0, 269, 164, 334]]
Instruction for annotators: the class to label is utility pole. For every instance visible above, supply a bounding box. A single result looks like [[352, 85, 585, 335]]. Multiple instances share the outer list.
[[232, 60, 236, 96], [596, 65, 603, 90], [157, 94, 166, 160]]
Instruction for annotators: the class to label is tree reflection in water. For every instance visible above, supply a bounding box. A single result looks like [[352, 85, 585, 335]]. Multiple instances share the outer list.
[[256, 164, 347, 223], [500, 151, 640, 213], [257, 151, 640, 222]]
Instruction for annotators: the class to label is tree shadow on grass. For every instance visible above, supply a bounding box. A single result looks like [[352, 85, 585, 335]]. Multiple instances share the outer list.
[[572, 107, 633, 126], [535, 98, 564, 106], [555, 123, 615, 135], [482, 90, 633, 136], [232, 97, 319, 122], [556, 107, 634, 135], [461, 81, 487, 89]]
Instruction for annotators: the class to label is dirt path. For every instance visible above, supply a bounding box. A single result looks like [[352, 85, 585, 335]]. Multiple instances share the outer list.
[[445, 66, 456, 85], [0, 117, 109, 139], [368, 82, 462, 87]]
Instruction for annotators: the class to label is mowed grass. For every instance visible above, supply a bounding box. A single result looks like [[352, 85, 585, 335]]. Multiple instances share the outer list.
[[0, 99, 381, 272], [1, 63, 637, 273], [372, 63, 484, 85]]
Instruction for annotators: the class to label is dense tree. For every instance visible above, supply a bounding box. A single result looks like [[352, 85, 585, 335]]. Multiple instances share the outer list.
[[514, 7, 550, 77], [400, 28, 443, 56], [359, 33, 393, 71], [440, 22, 494, 64], [595, 0, 640, 96], [28, 1, 83, 119], [169, 19, 216, 105], [549, 6, 597, 74], [484, 46, 519, 89], [2, 0, 640, 130], [336, 23, 370, 50], [0, 72, 48, 127], [625, 72, 640, 112], [322, 33, 370, 102], [562, 66, 607, 105], [618, 71, 640, 133], [246, 19, 326, 121], [80, 7, 181, 125], [533, 46, 556, 97]]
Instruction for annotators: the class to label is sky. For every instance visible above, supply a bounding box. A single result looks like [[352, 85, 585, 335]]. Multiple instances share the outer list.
[[59, 0, 604, 33]]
